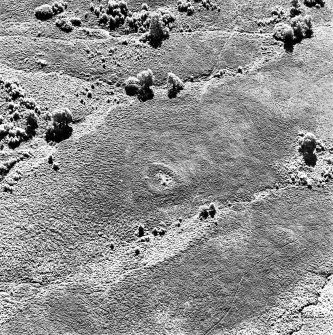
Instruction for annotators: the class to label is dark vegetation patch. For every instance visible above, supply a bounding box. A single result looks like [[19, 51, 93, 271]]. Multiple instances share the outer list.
[[304, 0, 325, 7], [199, 203, 216, 220], [273, 14, 313, 50], [124, 68, 155, 101], [167, 72, 184, 98], [35, 1, 68, 21], [255, 0, 326, 51], [89, 0, 175, 46], [0, 78, 39, 148], [45, 108, 73, 142], [55, 16, 74, 32], [285, 132, 333, 188], [200, 0, 220, 12], [177, 0, 195, 16]]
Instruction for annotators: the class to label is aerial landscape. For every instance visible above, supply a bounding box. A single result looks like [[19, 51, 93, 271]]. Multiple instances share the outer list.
[[1, 0, 333, 334]]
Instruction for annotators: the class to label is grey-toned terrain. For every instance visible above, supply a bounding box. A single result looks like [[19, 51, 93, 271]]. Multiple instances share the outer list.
[[1, 0, 333, 334]]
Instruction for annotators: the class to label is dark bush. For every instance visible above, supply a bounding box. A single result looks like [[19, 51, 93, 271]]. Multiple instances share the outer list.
[[148, 12, 166, 46], [70, 17, 82, 26], [273, 22, 294, 44], [300, 132, 317, 153], [304, 0, 325, 7], [137, 69, 154, 89], [208, 203, 216, 218], [55, 17, 74, 32], [167, 72, 184, 98], [199, 205, 209, 220], [35, 4, 54, 20], [46, 108, 73, 142], [124, 76, 141, 96]]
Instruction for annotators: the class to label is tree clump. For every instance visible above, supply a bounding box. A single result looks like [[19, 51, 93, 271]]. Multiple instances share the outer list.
[[124, 69, 155, 101], [145, 12, 170, 46], [177, 0, 195, 15], [124, 76, 141, 96], [291, 14, 313, 41], [290, 0, 302, 17], [167, 72, 184, 98], [100, 0, 129, 28], [300, 132, 317, 153], [46, 108, 73, 142], [4, 80, 25, 100], [26, 111, 38, 135], [129, 8, 175, 37], [199, 203, 217, 220], [273, 22, 295, 44], [35, 4, 54, 20], [52, 1, 67, 14], [70, 17, 82, 26], [273, 15, 313, 46], [55, 16, 74, 32], [304, 0, 325, 7], [299, 132, 317, 166], [35, 2, 68, 20], [137, 68, 154, 89]]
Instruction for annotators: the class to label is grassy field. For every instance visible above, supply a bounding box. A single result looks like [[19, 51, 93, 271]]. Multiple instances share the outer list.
[[0, 0, 333, 334]]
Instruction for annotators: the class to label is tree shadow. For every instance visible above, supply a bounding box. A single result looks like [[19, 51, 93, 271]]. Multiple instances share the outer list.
[[303, 152, 317, 167], [284, 41, 294, 53]]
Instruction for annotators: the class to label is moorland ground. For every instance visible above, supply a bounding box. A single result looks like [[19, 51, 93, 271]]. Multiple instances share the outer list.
[[1, 0, 333, 334]]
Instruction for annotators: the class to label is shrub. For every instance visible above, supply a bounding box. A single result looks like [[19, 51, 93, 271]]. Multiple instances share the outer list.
[[152, 227, 159, 236], [21, 97, 36, 110], [159, 227, 166, 236], [303, 14, 313, 36], [290, 0, 301, 16], [291, 0, 301, 7], [99, 13, 109, 24], [5, 81, 25, 100], [46, 108, 73, 142], [52, 162, 60, 171], [167, 72, 184, 98], [300, 132, 317, 153], [70, 17, 82, 26], [124, 76, 141, 95], [273, 22, 294, 44], [137, 69, 154, 89], [178, 0, 188, 12], [138, 224, 145, 237], [119, 0, 128, 15], [52, 2, 66, 15], [35, 4, 54, 20], [208, 203, 216, 218], [148, 12, 165, 45], [199, 205, 209, 220], [187, 5, 195, 15], [141, 3, 149, 11], [26, 111, 38, 133], [291, 15, 313, 40], [55, 17, 74, 32], [304, 0, 325, 7]]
